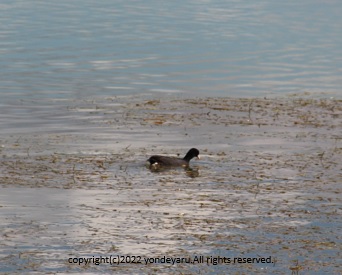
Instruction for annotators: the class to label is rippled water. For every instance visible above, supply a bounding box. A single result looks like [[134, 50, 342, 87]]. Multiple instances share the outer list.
[[1, 0, 341, 105]]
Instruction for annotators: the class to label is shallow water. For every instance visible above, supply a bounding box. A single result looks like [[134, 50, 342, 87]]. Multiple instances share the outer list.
[[0, 95, 341, 274]]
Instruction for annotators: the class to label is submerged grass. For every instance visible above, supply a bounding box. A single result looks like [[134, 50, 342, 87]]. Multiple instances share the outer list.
[[0, 94, 341, 274]]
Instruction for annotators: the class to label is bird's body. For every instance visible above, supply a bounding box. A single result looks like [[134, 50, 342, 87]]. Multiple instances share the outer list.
[[147, 148, 200, 169]]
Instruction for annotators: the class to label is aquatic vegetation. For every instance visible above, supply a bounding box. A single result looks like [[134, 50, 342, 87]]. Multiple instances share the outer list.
[[0, 94, 341, 274]]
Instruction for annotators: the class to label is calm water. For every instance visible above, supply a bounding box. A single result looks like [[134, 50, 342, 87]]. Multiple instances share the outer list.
[[1, 0, 342, 105]]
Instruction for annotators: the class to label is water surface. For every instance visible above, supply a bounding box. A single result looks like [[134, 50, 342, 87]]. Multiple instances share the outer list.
[[1, 0, 341, 105], [0, 96, 341, 274]]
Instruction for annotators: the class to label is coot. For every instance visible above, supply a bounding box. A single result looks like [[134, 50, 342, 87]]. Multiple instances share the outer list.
[[147, 148, 200, 169]]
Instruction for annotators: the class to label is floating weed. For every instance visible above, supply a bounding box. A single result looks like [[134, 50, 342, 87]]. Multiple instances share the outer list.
[[1, 95, 341, 274]]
